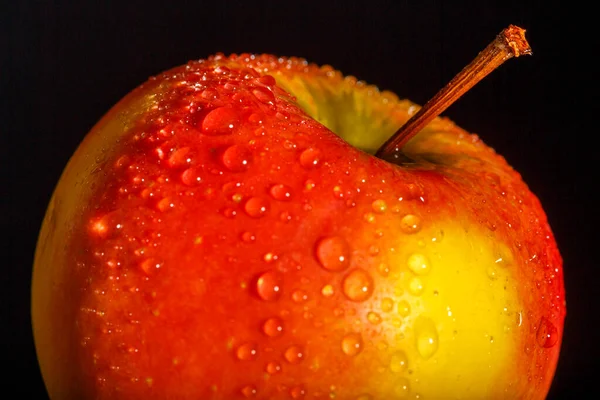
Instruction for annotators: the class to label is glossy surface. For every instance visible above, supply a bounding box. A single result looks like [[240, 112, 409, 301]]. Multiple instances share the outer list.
[[32, 54, 565, 399]]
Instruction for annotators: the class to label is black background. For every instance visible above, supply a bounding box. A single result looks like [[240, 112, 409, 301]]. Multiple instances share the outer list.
[[2, 0, 596, 398]]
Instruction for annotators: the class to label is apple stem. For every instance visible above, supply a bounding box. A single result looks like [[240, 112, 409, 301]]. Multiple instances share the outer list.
[[375, 25, 532, 157]]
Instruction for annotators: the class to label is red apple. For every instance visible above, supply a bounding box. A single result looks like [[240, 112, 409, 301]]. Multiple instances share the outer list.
[[32, 30, 565, 399]]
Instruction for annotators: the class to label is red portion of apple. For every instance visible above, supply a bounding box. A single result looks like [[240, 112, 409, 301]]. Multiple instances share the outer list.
[[32, 54, 565, 399]]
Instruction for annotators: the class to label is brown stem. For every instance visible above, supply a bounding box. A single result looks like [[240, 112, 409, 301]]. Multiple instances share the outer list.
[[375, 25, 532, 157]]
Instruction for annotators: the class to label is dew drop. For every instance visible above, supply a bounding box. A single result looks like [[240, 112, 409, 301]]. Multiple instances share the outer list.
[[258, 74, 277, 86], [407, 253, 431, 275], [236, 343, 258, 361], [389, 351, 408, 373], [321, 284, 335, 297], [299, 148, 321, 168], [381, 297, 394, 312], [262, 317, 284, 337], [270, 184, 293, 201], [244, 197, 269, 218], [367, 311, 382, 325], [241, 385, 257, 397], [371, 199, 387, 214], [167, 147, 192, 168], [201, 107, 240, 135], [266, 361, 282, 374], [408, 277, 424, 296], [201, 88, 219, 100], [400, 214, 421, 234], [292, 290, 308, 303], [222, 145, 252, 172], [394, 378, 410, 398], [341, 333, 363, 356], [241, 231, 256, 243], [256, 271, 283, 301], [414, 316, 439, 359], [284, 345, 304, 364], [252, 86, 276, 104], [342, 269, 374, 302], [290, 385, 306, 399], [377, 263, 390, 277], [181, 167, 202, 186], [398, 300, 411, 317], [315, 236, 351, 272], [537, 317, 559, 348]]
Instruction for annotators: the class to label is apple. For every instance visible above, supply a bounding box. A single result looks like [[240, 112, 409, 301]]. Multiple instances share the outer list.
[[32, 26, 565, 399]]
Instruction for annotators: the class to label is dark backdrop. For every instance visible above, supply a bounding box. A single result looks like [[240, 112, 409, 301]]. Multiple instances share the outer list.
[[2, 0, 595, 398]]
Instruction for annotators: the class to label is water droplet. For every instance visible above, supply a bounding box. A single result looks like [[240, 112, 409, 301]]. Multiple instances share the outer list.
[[201, 107, 240, 135], [266, 361, 282, 374], [241, 385, 257, 397], [321, 284, 335, 297], [167, 147, 192, 168], [394, 378, 410, 398], [414, 316, 439, 359], [222, 145, 252, 172], [398, 300, 411, 317], [341, 333, 363, 356], [263, 317, 284, 337], [400, 214, 421, 234], [256, 271, 283, 301], [290, 385, 306, 399], [363, 213, 376, 223], [241, 231, 256, 242], [389, 351, 408, 373], [201, 88, 219, 100], [252, 86, 275, 104], [356, 395, 373, 400], [299, 148, 321, 168], [487, 266, 498, 280], [377, 263, 390, 277], [236, 343, 258, 361], [407, 253, 431, 275], [381, 297, 394, 312], [408, 277, 424, 296], [258, 74, 277, 86], [292, 290, 308, 303], [342, 269, 374, 302], [181, 167, 202, 186], [284, 345, 304, 364], [371, 199, 387, 213], [537, 317, 559, 348], [367, 311, 382, 325], [270, 184, 293, 201], [316, 236, 351, 272], [244, 197, 269, 218]]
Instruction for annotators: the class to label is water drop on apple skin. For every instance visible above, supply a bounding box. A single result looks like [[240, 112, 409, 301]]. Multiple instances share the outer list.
[[222, 145, 252, 172], [270, 183, 293, 201], [200, 106, 240, 135], [284, 345, 304, 364], [536, 317, 559, 348], [236, 343, 258, 361], [244, 197, 269, 218], [256, 270, 283, 301], [400, 214, 422, 234], [407, 253, 431, 275], [342, 269, 374, 302], [316, 236, 351, 272], [262, 317, 284, 337], [299, 147, 321, 168], [241, 384, 257, 397], [414, 316, 439, 359], [389, 351, 409, 373], [265, 361, 282, 374], [341, 333, 363, 356], [290, 385, 306, 399]]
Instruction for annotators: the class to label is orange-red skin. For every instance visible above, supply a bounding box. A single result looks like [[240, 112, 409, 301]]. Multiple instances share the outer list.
[[34, 54, 565, 399]]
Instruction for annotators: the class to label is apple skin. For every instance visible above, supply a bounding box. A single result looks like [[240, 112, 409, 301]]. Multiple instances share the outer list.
[[32, 54, 565, 399]]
